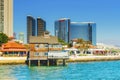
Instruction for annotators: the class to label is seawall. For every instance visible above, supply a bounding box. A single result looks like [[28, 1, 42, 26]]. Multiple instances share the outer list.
[[68, 56, 120, 62], [0, 57, 26, 65], [1, 56, 120, 65]]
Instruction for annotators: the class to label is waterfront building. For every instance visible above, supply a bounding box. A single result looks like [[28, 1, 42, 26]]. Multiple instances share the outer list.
[[70, 22, 96, 45], [27, 31, 69, 66], [55, 18, 70, 43], [0, 0, 13, 37], [1, 41, 27, 56], [18, 32, 24, 43], [29, 31, 62, 52], [27, 16, 36, 43], [37, 17, 46, 36]]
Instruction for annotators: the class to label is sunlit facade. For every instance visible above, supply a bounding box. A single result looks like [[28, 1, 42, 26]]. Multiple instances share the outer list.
[[37, 17, 46, 36], [70, 22, 96, 45], [0, 0, 13, 37]]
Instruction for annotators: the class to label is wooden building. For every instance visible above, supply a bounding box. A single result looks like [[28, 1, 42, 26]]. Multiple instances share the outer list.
[[27, 31, 69, 66]]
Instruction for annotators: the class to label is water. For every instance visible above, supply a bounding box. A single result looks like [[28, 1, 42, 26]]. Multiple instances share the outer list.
[[1, 61, 120, 80]]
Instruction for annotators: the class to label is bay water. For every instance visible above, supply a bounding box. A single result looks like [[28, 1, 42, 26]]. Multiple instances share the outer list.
[[0, 61, 120, 80]]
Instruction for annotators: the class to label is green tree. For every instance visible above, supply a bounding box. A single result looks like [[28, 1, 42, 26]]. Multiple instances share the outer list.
[[67, 43, 72, 48], [77, 38, 84, 44], [77, 38, 85, 49], [85, 41, 92, 48], [77, 38, 92, 49], [0, 33, 9, 46], [58, 38, 67, 45]]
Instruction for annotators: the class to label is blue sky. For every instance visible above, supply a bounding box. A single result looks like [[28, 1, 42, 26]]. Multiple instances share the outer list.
[[14, 0, 120, 45]]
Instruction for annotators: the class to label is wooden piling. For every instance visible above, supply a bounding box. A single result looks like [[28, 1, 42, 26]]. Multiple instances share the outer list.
[[47, 60, 49, 66], [38, 60, 40, 66], [63, 59, 66, 66], [29, 60, 31, 66]]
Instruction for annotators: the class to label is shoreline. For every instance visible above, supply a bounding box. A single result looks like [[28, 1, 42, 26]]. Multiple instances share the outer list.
[[0, 56, 120, 65]]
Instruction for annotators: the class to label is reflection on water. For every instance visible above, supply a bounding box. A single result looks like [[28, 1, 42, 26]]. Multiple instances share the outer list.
[[0, 61, 120, 80]]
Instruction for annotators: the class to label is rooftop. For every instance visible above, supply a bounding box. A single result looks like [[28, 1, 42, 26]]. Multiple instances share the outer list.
[[71, 22, 96, 24], [29, 36, 59, 44]]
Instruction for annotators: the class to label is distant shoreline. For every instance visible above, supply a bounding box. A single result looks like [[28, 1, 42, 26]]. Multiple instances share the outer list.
[[0, 56, 120, 65]]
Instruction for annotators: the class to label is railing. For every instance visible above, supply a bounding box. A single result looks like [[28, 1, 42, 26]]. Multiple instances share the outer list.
[[48, 52, 69, 59], [29, 51, 69, 60]]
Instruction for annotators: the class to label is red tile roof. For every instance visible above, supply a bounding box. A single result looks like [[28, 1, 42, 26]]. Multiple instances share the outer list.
[[1, 41, 27, 52]]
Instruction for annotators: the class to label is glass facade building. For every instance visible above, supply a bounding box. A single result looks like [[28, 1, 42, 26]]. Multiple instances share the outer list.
[[27, 16, 36, 43], [55, 18, 70, 43], [70, 22, 96, 45], [37, 17, 46, 36]]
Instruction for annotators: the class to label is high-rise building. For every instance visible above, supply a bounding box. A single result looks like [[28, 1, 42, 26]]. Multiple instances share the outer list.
[[27, 16, 36, 43], [0, 0, 13, 37], [55, 18, 70, 43], [19, 32, 24, 43], [54, 18, 96, 45], [37, 17, 46, 36], [70, 22, 96, 45]]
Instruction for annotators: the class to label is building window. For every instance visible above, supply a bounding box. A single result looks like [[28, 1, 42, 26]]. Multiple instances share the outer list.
[[35, 44, 39, 49], [34, 52, 39, 56], [44, 44, 48, 48], [44, 53, 48, 56], [39, 44, 44, 48]]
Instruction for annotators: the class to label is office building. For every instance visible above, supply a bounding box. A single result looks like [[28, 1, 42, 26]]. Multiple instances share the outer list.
[[19, 32, 24, 43], [0, 0, 13, 37], [27, 16, 36, 43], [37, 17, 46, 36], [70, 22, 96, 45], [54, 18, 96, 45], [55, 18, 70, 43]]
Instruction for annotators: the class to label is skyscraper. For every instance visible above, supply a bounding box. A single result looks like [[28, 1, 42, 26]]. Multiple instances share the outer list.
[[0, 0, 13, 37], [54, 18, 96, 45], [55, 18, 70, 43], [37, 17, 46, 36], [27, 16, 36, 43], [70, 22, 96, 45]]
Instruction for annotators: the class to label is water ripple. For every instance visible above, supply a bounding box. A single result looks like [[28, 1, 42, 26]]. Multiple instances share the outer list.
[[0, 61, 120, 80]]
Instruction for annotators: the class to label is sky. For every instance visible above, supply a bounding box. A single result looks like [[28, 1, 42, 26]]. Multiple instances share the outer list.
[[14, 0, 120, 45]]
